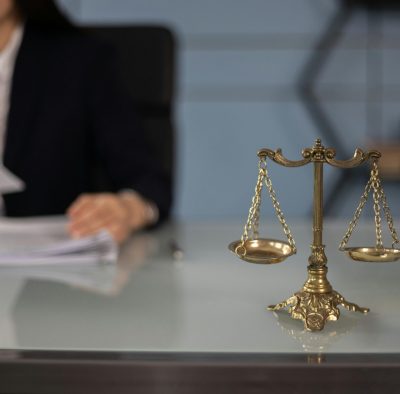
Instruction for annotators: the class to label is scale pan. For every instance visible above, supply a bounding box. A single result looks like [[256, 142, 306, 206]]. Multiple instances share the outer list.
[[228, 238, 294, 264], [344, 247, 400, 263]]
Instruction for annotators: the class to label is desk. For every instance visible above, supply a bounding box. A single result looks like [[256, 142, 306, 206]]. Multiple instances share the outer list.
[[0, 220, 399, 393]]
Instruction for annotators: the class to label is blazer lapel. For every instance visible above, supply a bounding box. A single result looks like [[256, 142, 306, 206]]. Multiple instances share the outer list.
[[4, 24, 49, 173]]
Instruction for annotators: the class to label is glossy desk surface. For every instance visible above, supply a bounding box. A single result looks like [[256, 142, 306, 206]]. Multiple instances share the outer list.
[[0, 218, 400, 393], [1, 219, 399, 354]]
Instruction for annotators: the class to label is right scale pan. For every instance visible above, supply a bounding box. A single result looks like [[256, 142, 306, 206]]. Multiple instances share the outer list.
[[343, 247, 400, 263]]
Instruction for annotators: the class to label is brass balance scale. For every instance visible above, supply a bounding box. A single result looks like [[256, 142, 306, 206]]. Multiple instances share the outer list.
[[229, 139, 400, 331]]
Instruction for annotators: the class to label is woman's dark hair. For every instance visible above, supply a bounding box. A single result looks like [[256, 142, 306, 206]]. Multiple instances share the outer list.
[[14, 0, 73, 29]]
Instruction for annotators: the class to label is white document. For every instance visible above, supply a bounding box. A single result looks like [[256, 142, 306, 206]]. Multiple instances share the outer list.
[[0, 164, 24, 194], [0, 217, 118, 266]]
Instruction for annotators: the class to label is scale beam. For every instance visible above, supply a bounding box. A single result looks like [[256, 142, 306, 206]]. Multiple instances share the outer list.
[[325, 148, 381, 168], [258, 140, 380, 168]]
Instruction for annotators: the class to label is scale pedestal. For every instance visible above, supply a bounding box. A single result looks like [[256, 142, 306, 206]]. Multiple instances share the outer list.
[[268, 265, 368, 332], [229, 139, 399, 331]]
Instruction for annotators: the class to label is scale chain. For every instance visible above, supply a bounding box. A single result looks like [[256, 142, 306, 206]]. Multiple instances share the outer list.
[[240, 159, 265, 244], [339, 178, 372, 250], [375, 173, 400, 248], [371, 161, 383, 249], [262, 159, 297, 253], [240, 156, 296, 254], [380, 191, 400, 247], [340, 160, 400, 250], [340, 161, 383, 249], [251, 168, 263, 239]]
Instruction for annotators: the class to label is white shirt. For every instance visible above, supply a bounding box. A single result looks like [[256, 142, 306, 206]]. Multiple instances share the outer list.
[[0, 25, 23, 155]]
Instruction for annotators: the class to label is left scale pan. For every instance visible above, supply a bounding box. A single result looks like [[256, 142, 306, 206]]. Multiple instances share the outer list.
[[229, 238, 294, 264]]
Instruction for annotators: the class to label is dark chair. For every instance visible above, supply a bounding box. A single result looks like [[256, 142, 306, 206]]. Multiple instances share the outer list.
[[84, 25, 176, 193]]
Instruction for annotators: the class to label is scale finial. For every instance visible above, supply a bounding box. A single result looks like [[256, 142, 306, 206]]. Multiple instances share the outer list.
[[315, 138, 322, 147]]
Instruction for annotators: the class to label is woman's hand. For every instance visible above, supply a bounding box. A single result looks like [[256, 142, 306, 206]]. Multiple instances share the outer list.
[[67, 192, 156, 244]]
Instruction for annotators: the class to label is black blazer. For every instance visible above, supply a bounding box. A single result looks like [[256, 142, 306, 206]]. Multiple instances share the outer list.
[[4, 23, 172, 219]]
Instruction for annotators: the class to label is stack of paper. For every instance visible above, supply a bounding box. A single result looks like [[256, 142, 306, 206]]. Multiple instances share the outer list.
[[0, 217, 118, 266]]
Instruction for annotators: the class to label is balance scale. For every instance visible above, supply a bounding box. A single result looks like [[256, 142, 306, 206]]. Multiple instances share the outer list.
[[229, 139, 400, 331]]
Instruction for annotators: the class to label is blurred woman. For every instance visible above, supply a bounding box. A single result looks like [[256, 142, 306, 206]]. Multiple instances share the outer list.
[[0, 0, 172, 243]]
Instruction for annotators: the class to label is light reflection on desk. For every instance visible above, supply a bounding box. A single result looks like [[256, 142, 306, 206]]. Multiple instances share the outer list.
[[272, 310, 360, 353]]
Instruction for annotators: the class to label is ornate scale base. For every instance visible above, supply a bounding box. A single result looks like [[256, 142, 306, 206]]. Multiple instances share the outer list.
[[267, 266, 369, 331]]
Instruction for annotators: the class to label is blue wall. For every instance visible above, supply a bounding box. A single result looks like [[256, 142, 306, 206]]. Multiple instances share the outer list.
[[58, 0, 400, 221]]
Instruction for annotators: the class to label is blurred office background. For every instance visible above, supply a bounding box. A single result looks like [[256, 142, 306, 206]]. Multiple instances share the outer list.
[[58, 0, 400, 220]]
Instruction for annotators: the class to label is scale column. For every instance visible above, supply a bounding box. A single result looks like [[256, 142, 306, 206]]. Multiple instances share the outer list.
[[304, 141, 332, 293]]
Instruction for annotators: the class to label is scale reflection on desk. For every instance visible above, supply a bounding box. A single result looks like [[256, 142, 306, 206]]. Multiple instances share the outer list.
[[229, 139, 400, 332]]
